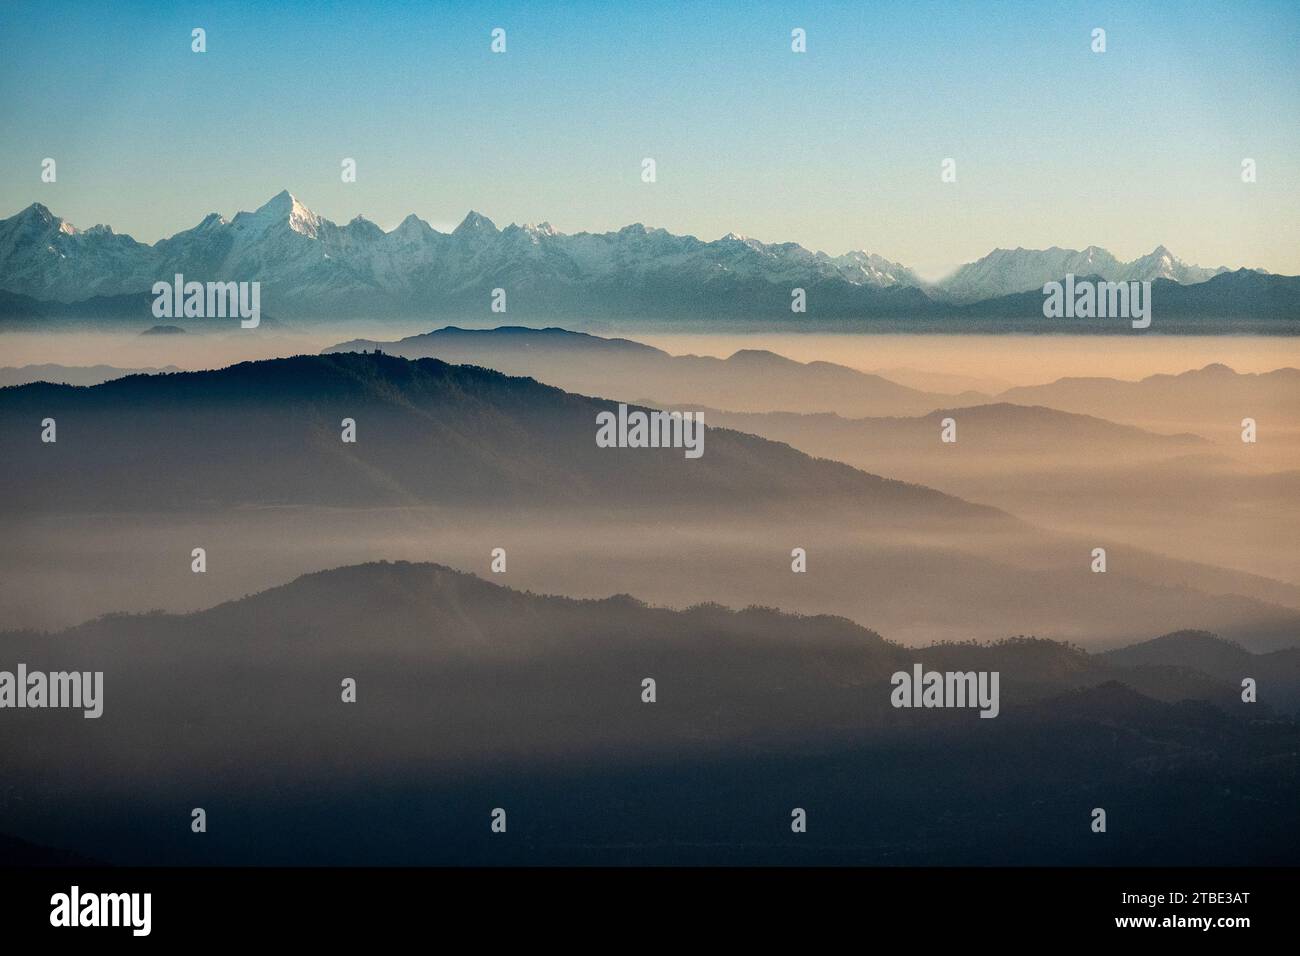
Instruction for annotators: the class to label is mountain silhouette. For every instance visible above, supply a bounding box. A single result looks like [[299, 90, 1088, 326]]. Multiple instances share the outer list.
[[4, 351, 1298, 651], [0, 351, 995, 519], [1, 561, 1294, 866], [953, 271, 1300, 333], [997, 363, 1300, 427], [666, 402, 1207, 457], [0, 362, 182, 387], [1104, 630, 1300, 713], [324, 325, 982, 416]]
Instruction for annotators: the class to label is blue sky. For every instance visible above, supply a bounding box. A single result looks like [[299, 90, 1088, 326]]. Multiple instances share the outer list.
[[2, 0, 1297, 277]]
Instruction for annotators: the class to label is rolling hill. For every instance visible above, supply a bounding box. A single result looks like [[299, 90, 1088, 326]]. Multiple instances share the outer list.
[[0, 350, 992, 520], [0, 562, 1294, 866], [324, 325, 982, 416]]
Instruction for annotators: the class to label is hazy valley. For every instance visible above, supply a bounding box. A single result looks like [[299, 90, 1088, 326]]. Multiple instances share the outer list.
[[2, 318, 1297, 866]]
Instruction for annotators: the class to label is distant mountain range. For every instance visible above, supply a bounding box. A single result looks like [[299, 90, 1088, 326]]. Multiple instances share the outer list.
[[0, 362, 181, 387], [940, 245, 1230, 303], [956, 269, 1300, 330], [325, 325, 1300, 425], [2, 194, 1295, 330], [673, 402, 1209, 461], [998, 363, 1300, 427], [326, 325, 986, 416]]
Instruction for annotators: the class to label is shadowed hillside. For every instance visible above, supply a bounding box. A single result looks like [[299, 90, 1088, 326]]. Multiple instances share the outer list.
[[1104, 630, 1300, 713], [0, 562, 1294, 866], [0, 351, 991, 520]]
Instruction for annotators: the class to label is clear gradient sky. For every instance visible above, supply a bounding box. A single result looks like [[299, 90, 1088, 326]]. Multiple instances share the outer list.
[[2, 0, 1297, 279]]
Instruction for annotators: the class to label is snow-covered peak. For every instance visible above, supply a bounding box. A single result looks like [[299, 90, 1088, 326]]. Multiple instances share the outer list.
[[250, 190, 324, 237], [20, 202, 56, 224], [340, 215, 384, 243], [392, 213, 437, 238], [0, 194, 1255, 320], [827, 250, 925, 288], [1120, 245, 1229, 284], [11, 202, 75, 234], [937, 243, 1233, 301], [453, 210, 498, 237]]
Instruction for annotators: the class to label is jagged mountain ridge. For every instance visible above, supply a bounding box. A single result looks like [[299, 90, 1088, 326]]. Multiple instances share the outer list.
[[0, 193, 925, 316], [937, 245, 1234, 303], [0, 194, 1260, 320]]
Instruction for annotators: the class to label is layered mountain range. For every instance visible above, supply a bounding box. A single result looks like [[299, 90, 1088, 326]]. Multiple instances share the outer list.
[[0, 350, 993, 518], [2, 193, 1292, 327], [4, 350, 1299, 649], [325, 325, 1300, 424], [2, 561, 1296, 865]]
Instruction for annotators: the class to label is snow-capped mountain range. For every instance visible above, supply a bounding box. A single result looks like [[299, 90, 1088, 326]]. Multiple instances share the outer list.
[[0, 191, 1255, 318], [938, 245, 1230, 304]]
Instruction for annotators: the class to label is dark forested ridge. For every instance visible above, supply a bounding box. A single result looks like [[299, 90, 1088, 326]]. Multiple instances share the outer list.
[[1, 561, 1294, 866]]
